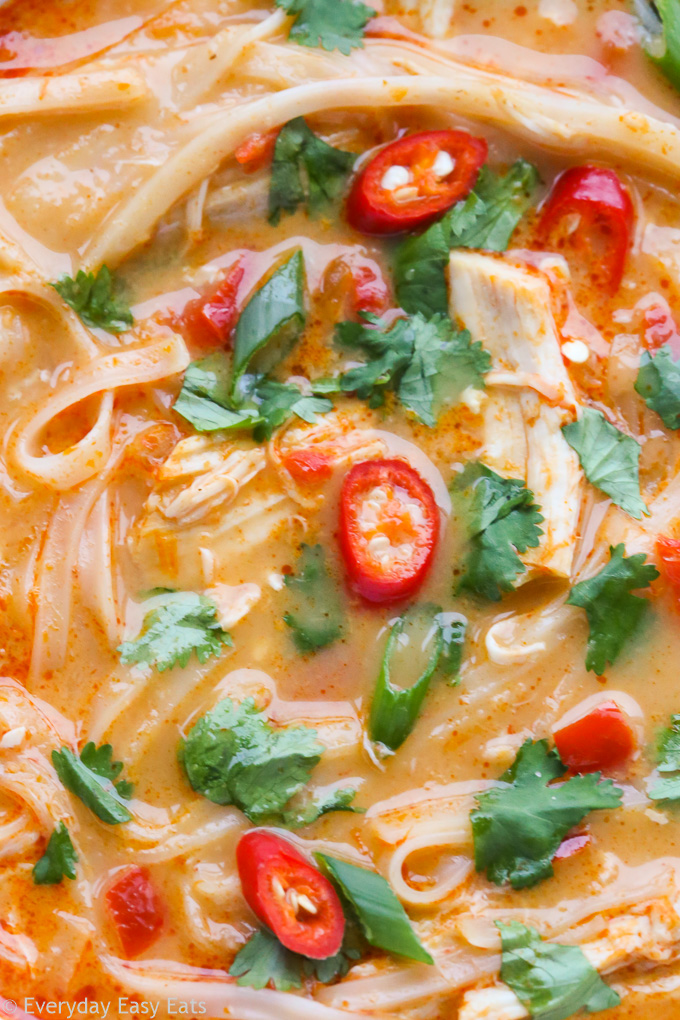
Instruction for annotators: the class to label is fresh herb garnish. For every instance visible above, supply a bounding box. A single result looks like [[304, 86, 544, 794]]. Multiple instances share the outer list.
[[635, 347, 680, 429], [274, 0, 375, 54], [635, 0, 680, 94], [231, 249, 306, 391], [648, 714, 680, 802], [52, 743, 134, 825], [32, 821, 78, 885], [437, 611, 467, 683], [369, 604, 454, 750], [452, 461, 544, 601], [283, 544, 345, 652], [567, 543, 658, 675], [269, 118, 355, 225], [471, 739, 623, 889], [562, 407, 648, 519], [230, 919, 364, 990], [118, 592, 232, 673], [180, 696, 357, 824], [497, 920, 620, 1020], [335, 311, 490, 423], [51, 266, 133, 333], [282, 785, 363, 828], [394, 160, 540, 317]]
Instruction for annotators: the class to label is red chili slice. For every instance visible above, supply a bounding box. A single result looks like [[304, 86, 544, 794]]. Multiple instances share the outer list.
[[553, 701, 636, 774], [236, 830, 344, 959], [539, 165, 634, 292], [105, 866, 164, 958], [346, 130, 488, 235], [339, 458, 440, 603], [175, 260, 244, 348]]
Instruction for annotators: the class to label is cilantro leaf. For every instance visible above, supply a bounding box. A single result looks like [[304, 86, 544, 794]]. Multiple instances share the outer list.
[[275, 0, 375, 54], [567, 543, 658, 675], [52, 745, 133, 825], [394, 160, 540, 317], [32, 821, 78, 885], [635, 347, 680, 429], [282, 785, 362, 828], [269, 117, 355, 225], [119, 592, 231, 673], [79, 742, 134, 799], [230, 928, 303, 991], [230, 920, 364, 990], [336, 312, 490, 423], [283, 544, 345, 652], [249, 379, 332, 441], [647, 714, 680, 802], [471, 740, 623, 889], [316, 853, 433, 964], [497, 920, 621, 1020], [452, 462, 544, 601], [181, 696, 331, 823], [51, 266, 133, 333], [562, 408, 648, 519]]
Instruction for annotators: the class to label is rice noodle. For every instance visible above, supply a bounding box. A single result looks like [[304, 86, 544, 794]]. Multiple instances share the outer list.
[[386, 831, 473, 906], [83, 66, 680, 268], [0, 69, 149, 118]]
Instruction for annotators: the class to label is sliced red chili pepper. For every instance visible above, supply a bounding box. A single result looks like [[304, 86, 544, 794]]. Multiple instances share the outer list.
[[553, 701, 636, 774], [339, 458, 440, 603], [105, 865, 164, 958], [283, 449, 334, 485], [236, 830, 344, 959], [346, 130, 488, 235], [539, 165, 633, 292], [235, 130, 278, 173], [175, 260, 244, 348], [553, 832, 591, 862]]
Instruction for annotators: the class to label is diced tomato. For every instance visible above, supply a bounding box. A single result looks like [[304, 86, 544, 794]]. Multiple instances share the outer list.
[[339, 458, 440, 603], [656, 536, 680, 606], [346, 130, 488, 235], [553, 701, 636, 774], [175, 261, 244, 349], [540, 165, 634, 292], [283, 449, 334, 485], [236, 830, 344, 960], [351, 263, 389, 315], [320, 256, 389, 321], [553, 832, 592, 862], [235, 131, 278, 172], [643, 301, 680, 356], [105, 866, 164, 958]]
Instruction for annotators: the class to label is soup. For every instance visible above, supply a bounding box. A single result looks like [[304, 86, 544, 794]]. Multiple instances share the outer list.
[[1, 1, 680, 1018]]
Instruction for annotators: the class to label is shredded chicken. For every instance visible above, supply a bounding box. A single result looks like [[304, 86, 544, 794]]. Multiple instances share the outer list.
[[449, 252, 583, 580]]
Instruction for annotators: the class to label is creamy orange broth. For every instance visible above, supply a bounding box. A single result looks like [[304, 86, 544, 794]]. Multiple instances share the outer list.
[[2, 1, 680, 1018]]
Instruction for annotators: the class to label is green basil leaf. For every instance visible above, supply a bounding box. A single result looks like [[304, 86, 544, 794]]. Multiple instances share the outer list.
[[635, 347, 680, 428], [174, 353, 261, 433], [636, 0, 680, 94], [52, 747, 133, 825], [369, 604, 444, 750], [315, 853, 433, 964], [231, 250, 306, 391], [497, 920, 620, 1020], [562, 407, 648, 518]]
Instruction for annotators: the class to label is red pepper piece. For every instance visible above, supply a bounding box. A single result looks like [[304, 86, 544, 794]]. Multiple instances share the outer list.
[[283, 449, 334, 485], [540, 165, 634, 292], [176, 261, 244, 348], [339, 458, 440, 603], [553, 701, 636, 774], [237, 830, 345, 960], [235, 131, 278, 173], [553, 832, 592, 862], [105, 866, 164, 958], [656, 536, 680, 608], [346, 130, 488, 235]]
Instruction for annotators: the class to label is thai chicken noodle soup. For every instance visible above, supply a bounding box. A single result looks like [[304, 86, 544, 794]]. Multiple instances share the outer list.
[[6, 0, 680, 1018]]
